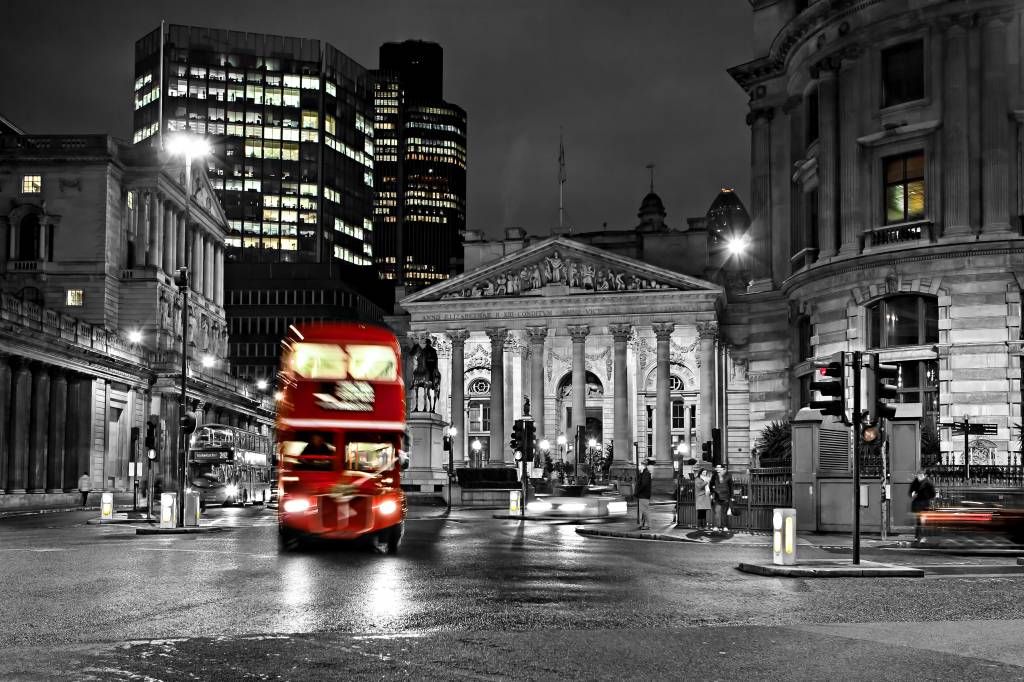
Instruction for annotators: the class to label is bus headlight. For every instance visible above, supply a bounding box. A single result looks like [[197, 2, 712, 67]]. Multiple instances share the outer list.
[[282, 497, 312, 513], [225, 484, 239, 498], [378, 499, 398, 515]]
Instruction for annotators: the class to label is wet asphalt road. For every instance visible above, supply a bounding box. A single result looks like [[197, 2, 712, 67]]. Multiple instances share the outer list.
[[2, 505, 1024, 680]]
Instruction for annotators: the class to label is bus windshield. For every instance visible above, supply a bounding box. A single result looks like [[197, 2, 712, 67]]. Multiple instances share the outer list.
[[280, 431, 399, 474], [288, 342, 397, 381]]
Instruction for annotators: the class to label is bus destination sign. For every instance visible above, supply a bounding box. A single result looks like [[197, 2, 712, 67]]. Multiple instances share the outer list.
[[314, 380, 375, 411]]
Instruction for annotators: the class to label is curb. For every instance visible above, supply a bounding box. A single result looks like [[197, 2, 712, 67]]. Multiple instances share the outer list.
[[737, 561, 924, 578], [494, 513, 619, 522], [575, 528, 701, 542], [0, 505, 138, 519], [136, 526, 228, 535], [86, 516, 155, 525]]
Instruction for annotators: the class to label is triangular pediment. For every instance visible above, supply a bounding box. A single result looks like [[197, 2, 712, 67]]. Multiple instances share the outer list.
[[403, 236, 722, 304]]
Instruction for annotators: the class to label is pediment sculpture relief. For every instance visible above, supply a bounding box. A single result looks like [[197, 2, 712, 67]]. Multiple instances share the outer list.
[[440, 249, 671, 299]]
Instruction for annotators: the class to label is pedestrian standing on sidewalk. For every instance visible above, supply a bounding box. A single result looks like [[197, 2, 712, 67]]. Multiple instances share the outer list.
[[694, 468, 712, 530], [78, 472, 91, 508], [636, 459, 652, 530], [711, 465, 733, 532], [909, 470, 936, 541]]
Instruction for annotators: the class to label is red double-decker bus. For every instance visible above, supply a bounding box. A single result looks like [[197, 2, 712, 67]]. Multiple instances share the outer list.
[[275, 322, 408, 553]]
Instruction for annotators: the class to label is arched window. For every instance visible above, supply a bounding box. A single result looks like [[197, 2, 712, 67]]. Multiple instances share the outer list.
[[468, 378, 490, 395], [16, 213, 40, 261], [867, 294, 937, 348]]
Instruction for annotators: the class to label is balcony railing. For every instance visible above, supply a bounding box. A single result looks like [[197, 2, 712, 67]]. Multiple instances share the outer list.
[[862, 220, 933, 249], [8, 260, 41, 272]]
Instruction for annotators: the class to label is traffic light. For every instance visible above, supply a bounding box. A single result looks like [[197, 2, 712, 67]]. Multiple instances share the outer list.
[[443, 433, 453, 453], [711, 428, 722, 465], [872, 358, 899, 422], [523, 420, 537, 460], [179, 412, 198, 435], [144, 419, 156, 449], [173, 267, 188, 288], [701, 440, 712, 462], [810, 352, 846, 418], [509, 418, 524, 454], [145, 417, 160, 461]]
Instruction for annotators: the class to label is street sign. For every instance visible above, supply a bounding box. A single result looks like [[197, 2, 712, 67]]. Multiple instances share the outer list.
[[944, 422, 997, 435]]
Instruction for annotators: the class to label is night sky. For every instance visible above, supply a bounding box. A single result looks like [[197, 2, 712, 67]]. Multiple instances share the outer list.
[[0, 1, 752, 240]]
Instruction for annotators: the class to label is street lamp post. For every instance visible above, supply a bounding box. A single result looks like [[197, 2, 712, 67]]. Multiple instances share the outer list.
[[445, 426, 457, 511], [539, 439, 550, 490], [587, 437, 596, 484], [471, 439, 482, 468], [167, 133, 209, 528]]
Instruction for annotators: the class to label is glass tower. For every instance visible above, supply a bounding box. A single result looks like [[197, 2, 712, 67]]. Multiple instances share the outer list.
[[374, 40, 466, 288]]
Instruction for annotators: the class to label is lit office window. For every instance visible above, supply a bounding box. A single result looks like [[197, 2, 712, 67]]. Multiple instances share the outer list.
[[66, 289, 84, 306], [21, 175, 42, 194], [884, 151, 925, 224]]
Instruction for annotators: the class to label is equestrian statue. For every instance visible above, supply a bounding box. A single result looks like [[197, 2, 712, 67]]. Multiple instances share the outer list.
[[409, 337, 441, 412]]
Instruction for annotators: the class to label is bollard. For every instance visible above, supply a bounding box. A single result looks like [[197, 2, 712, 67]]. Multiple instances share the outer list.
[[184, 491, 201, 527], [772, 507, 797, 566], [100, 492, 114, 521], [509, 490, 522, 514], [160, 493, 177, 528]]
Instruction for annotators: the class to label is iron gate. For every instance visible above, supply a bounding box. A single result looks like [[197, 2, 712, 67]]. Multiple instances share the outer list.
[[674, 467, 791, 531]]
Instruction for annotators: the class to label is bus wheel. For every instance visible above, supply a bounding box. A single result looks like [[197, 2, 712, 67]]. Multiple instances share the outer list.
[[278, 527, 302, 552], [385, 521, 404, 555]]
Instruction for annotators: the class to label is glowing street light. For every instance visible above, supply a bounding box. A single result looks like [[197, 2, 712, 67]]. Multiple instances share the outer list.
[[256, 379, 268, 391], [128, 330, 143, 344], [726, 234, 749, 257], [201, 354, 216, 368]]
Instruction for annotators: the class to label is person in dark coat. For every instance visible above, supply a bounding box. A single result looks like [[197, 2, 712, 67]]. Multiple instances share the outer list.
[[636, 459, 653, 530], [909, 470, 936, 541], [711, 465, 733, 532], [694, 468, 712, 530]]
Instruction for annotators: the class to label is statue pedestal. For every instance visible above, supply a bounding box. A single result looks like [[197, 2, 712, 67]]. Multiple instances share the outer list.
[[406, 411, 448, 493]]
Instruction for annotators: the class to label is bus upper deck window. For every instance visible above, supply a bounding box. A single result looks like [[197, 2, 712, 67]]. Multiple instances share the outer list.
[[346, 345, 398, 381], [289, 343, 348, 379]]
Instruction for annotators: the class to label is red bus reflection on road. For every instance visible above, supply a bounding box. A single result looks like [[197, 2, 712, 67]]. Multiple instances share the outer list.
[[276, 323, 408, 553]]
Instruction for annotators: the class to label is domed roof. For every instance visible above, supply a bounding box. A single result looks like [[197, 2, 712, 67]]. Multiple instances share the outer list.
[[638, 192, 666, 217]]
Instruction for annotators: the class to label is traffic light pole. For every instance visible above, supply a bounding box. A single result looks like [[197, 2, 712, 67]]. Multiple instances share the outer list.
[[177, 156, 193, 529], [852, 351, 862, 565]]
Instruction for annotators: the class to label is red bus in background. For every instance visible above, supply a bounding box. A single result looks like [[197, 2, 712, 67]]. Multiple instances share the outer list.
[[275, 323, 408, 553]]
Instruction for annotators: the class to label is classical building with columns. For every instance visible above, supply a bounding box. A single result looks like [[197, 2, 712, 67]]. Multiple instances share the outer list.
[[0, 128, 273, 508], [392, 186, 753, 488]]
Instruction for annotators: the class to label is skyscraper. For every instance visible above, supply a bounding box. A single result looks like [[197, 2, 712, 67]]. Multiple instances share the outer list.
[[373, 40, 466, 289], [133, 24, 384, 383]]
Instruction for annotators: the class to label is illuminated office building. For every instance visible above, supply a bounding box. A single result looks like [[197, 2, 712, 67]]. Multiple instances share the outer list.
[[132, 24, 384, 383], [374, 40, 467, 289]]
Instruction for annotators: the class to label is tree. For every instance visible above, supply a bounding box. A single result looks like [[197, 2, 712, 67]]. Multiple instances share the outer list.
[[920, 419, 941, 467], [754, 420, 791, 468]]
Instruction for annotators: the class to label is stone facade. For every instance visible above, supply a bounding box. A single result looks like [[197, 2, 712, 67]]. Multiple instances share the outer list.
[[0, 132, 273, 507], [730, 0, 1024, 464]]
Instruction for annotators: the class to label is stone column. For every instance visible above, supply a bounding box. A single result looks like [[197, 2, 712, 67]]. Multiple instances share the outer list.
[[28, 363, 51, 493], [0, 354, 10, 492], [147, 191, 160, 267], [176, 212, 187, 272], [747, 108, 774, 283], [151, 192, 164, 271], [204, 237, 215, 300], [8, 359, 31, 492], [64, 374, 82, 491], [46, 369, 68, 493], [816, 65, 838, 258], [609, 323, 632, 463], [683, 404, 692, 455], [214, 245, 224, 306], [567, 325, 589, 439], [163, 201, 176, 274], [697, 321, 718, 445], [192, 229, 204, 295], [525, 326, 548, 440], [942, 20, 971, 236], [838, 60, 862, 255], [981, 16, 1011, 234], [652, 322, 674, 463], [447, 329, 469, 463], [486, 328, 508, 465]]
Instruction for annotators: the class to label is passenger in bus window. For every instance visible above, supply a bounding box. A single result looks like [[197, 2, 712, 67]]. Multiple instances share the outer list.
[[301, 433, 334, 455]]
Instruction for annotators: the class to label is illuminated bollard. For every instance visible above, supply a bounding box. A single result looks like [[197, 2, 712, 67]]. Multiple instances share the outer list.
[[100, 492, 114, 521], [184, 491, 201, 527], [772, 507, 797, 566], [509, 490, 522, 514], [160, 493, 177, 528]]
